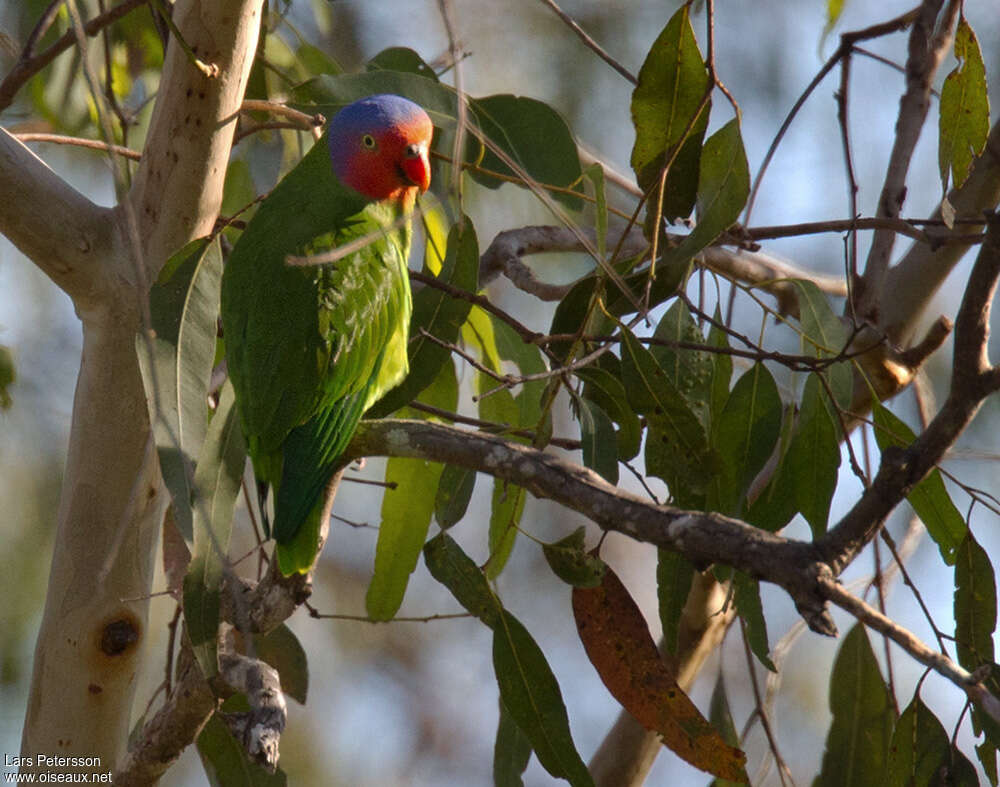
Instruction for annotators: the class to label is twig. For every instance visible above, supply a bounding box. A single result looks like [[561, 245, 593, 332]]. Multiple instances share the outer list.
[[817, 577, 1000, 723], [308, 610, 471, 623], [745, 7, 921, 222], [536, 0, 637, 85], [406, 400, 583, 450], [740, 618, 795, 787], [14, 132, 142, 160]]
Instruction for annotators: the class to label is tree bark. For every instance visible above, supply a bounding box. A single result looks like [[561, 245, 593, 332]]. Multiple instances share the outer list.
[[11, 0, 264, 775]]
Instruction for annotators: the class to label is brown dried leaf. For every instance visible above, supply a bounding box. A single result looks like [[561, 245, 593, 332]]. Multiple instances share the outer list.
[[572, 563, 748, 783]]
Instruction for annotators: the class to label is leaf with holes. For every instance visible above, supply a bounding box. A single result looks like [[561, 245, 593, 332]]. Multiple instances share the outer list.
[[939, 17, 990, 194]]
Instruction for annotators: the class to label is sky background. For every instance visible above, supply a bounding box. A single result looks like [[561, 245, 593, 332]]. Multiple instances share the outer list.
[[1, 0, 999, 784]]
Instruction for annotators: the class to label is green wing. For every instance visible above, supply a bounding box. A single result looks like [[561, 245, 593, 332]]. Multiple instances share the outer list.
[[221, 134, 413, 573]]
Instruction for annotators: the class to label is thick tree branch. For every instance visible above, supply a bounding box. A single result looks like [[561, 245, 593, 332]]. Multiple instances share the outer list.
[[349, 418, 837, 632], [114, 636, 218, 787], [17, 0, 264, 777], [880, 117, 1000, 345], [0, 129, 117, 308], [336, 417, 1000, 723], [858, 0, 958, 320]]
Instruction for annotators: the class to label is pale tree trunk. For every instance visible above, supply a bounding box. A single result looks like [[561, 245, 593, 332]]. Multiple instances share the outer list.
[[1, 0, 264, 776]]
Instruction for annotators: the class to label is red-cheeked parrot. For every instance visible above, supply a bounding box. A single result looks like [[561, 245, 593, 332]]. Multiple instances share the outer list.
[[221, 94, 433, 575]]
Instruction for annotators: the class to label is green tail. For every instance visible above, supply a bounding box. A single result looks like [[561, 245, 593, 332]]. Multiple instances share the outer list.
[[272, 385, 371, 574]]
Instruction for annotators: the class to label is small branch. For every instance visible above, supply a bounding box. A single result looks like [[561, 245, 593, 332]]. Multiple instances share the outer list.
[[817, 577, 1000, 723], [408, 269, 545, 346], [700, 246, 847, 316], [114, 636, 217, 786], [746, 7, 921, 221], [478, 224, 647, 296], [536, 0, 637, 85], [406, 400, 583, 450]]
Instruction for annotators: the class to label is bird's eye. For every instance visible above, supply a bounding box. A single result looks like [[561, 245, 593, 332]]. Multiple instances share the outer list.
[[362, 134, 377, 150]]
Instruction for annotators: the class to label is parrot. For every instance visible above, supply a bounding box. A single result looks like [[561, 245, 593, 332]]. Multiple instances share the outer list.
[[221, 94, 433, 575]]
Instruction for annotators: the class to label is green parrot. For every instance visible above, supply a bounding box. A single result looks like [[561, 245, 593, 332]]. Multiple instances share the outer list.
[[221, 94, 433, 575]]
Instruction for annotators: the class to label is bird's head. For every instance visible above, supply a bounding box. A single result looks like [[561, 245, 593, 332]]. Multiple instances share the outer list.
[[328, 94, 433, 202]]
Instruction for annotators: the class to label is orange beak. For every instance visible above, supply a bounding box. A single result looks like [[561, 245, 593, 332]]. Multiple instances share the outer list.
[[400, 143, 431, 192]]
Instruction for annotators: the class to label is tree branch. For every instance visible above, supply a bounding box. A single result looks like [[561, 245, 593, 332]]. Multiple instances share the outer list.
[[821, 212, 1000, 572], [17, 0, 264, 776], [128, 0, 264, 276], [336, 417, 1000, 723], [0, 129, 117, 308], [858, 0, 958, 320]]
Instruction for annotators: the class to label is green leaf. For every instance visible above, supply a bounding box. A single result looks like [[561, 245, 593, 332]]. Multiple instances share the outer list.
[[978, 741, 999, 786], [183, 380, 247, 679], [708, 308, 733, 425], [657, 549, 695, 656], [620, 324, 712, 502], [887, 693, 957, 787], [196, 712, 286, 787], [138, 237, 223, 543], [744, 405, 798, 532], [787, 373, 841, 537], [425, 534, 593, 785], [939, 17, 990, 193], [493, 611, 595, 786], [543, 527, 606, 588], [424, 532, 502, 628], [494, 699, 532, 787], [585, 163, 608, 260], [954, 531, 997, 672], [712, 363, 781, 514], [295, 42, 342, 80], [366, 458, 444, 621], [651, 300, 714, 425], [575, 366, 641, 461], [414, 353, 459, 415], [872, 404, 967, 564], [630, 4, 710, 219], [490, 313, 547, 428], [368, 217, 479, 418], [661, 119, 749, 269], [815, 624, 894, 787], [792, 279, 848, 357], [487, 479, 526, 580], [252, 623, 308, 705], [733, 572, 775, 671], [0, 345, 14, 410], [366, 47, 439, 81], [469, 94, 584, 210], [434, 464, 477, 529], [577, 398, 619, 484], [709, 672, 744, 787]]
